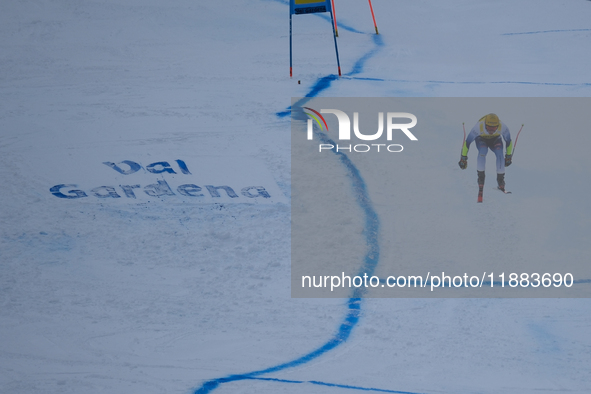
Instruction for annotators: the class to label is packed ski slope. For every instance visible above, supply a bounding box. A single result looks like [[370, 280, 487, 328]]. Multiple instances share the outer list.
[[1, 1, 591, 394]]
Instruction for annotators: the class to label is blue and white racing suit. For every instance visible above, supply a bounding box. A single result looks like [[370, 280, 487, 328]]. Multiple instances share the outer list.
[[462, 116, 513, 174]]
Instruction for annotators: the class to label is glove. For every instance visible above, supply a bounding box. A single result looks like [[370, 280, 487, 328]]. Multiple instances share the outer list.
[[458, 156, 468, 170], [505, 154, 512, 167]]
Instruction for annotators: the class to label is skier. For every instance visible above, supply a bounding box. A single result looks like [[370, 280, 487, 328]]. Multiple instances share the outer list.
[[458, 113, 513, 202]]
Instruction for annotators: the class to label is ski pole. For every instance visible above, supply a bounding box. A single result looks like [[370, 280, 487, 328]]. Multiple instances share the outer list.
[[512, 124, 524, 156], [461, 122, 466, 149]]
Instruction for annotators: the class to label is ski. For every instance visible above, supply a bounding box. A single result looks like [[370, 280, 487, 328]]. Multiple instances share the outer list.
[[477, 185, 483, 203], [496, 187, 511, 194]]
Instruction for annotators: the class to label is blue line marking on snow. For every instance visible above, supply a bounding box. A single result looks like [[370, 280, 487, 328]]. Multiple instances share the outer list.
[[278, 78, 591, 119], [503, 28, 591, 36], [308, 379, 422, 394], [313, 12, 366, 35], [311, 130, 380, 287], [277, 31, 590, 119], [340, 76, 591, 87], [243, 376, 429, 394], [194, 125, 382, 393], [349, 33, 385, 76], [194, 5, 385, 392]]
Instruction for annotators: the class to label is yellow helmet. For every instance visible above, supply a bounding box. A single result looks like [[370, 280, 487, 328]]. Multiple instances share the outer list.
[[484, 113, 500, 128]]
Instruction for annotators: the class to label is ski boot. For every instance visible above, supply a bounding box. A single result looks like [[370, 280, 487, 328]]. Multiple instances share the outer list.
[[477, 171, 485, 203], [497, 173, 505, 192]]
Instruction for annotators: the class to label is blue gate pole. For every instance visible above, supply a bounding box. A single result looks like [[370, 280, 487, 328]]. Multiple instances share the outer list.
[[329, 10, 341, 76]]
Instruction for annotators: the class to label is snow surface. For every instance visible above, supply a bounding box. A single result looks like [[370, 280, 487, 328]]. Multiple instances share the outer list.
[[1, 0, 591, 393]]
